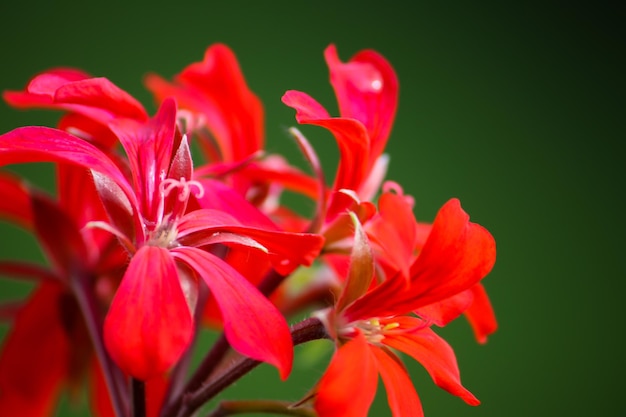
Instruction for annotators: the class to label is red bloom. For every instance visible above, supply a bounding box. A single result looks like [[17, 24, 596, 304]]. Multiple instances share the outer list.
[[145, 43, 319, 224], [0, 93, 324, 380], [314, 199, 496, 417], [282, 44, 398, 201], [145, 43, 263, 165]]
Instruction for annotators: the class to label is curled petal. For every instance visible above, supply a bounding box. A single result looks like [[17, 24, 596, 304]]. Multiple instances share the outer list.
[[0, 126, 136, 209], [325, 44, 398, 159], [104, 246, 193, 380], [172, 247, 293, 380], [4, 69, 147, 124], [54, 77, 148, 121], [3, 68, 90, 108], [282, 90, 371, 193], [315, 333, 377, 417]]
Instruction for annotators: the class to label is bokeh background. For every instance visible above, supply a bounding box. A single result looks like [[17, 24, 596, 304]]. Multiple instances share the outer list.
[[0, 1, 623, 416]]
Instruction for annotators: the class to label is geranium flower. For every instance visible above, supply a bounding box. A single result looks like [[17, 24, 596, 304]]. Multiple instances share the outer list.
[[278, 44, 400, 254], [282, 44, 398, 203], [364, 182, 498, 343], [313, 198, 496, 417], [0, 95, 324, 381], [145, 43, 319, 222], [277, 46, 497, 354]]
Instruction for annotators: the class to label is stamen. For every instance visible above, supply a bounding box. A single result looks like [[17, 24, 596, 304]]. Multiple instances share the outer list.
[[383, 322, 400, 331], [177, 111, 206, 135], [341, 317, 404, 345], [161, 177, 205, 201]]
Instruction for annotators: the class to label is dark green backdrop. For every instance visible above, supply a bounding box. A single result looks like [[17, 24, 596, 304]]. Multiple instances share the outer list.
[[0, 2, 623, 416]]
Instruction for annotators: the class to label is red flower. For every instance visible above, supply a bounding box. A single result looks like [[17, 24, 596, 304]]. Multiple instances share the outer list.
[[145, 43, 319, 226], [0, 93, 324, 380], [314, 199, 496, 417], [145, 43, 263, 165], [282, 44, 398, 201]]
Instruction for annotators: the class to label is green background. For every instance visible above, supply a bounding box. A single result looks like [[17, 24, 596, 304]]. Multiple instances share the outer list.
[[0, 1, 623, 416]]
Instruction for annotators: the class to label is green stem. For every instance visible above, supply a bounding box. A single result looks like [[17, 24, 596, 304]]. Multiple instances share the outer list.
[[206, 400, 316, 417]]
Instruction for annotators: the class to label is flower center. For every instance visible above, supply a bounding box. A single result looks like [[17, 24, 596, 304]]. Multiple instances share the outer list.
[[342, 318, 400, 345], [147, 177, 204, 248]]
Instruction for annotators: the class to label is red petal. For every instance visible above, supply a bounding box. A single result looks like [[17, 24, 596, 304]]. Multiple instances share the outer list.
[[0, 126, 136, 208], [408, 198, 496, 305], [325, 45, 398, 160], [383, 325, 480, 405], [3, 68, 90, 109], [57, 112, 119, 149], [371, 347, 423, 417], [172, 247, 293, 380], [104, 246, 193, 380], [26, 68, 91, 94], [177, 209, 324, 275], [335, 213, 374, 312], [315, 334, 378, 417], [464, 283, 498, 344], [282, 90, 371, 193], [31, 192, 91, 276], [145, 43, 263, 163], [4, 69, 147, 124], [108, 98, 178, 224], [0, 283, 70, 416], [195, 179, 281, 229], [416, 289, 474, 327], [366, 186, 418, 281], [55, 77, 147, 121], [0, 171, 33, 230], [345, 198, 495, 320], [239, 158, 320, 201]]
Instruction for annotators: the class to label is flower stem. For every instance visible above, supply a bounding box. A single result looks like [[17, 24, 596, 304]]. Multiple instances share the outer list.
[[180, 333, 230, 394], [257, 268, 286, 297], [71, 275, 128, 417], [162, 280, 210, 409], [163, 317, 328, 417], [132, 378, 146, 417], [162, 267, 290, 416], [206, 400, 316, 417]]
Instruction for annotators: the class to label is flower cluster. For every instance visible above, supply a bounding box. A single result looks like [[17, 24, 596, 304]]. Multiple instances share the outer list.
[[0, 44, 496, 417]]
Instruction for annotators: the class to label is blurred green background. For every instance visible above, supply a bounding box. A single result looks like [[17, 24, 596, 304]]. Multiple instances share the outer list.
[[0, 1, 623, 416]]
